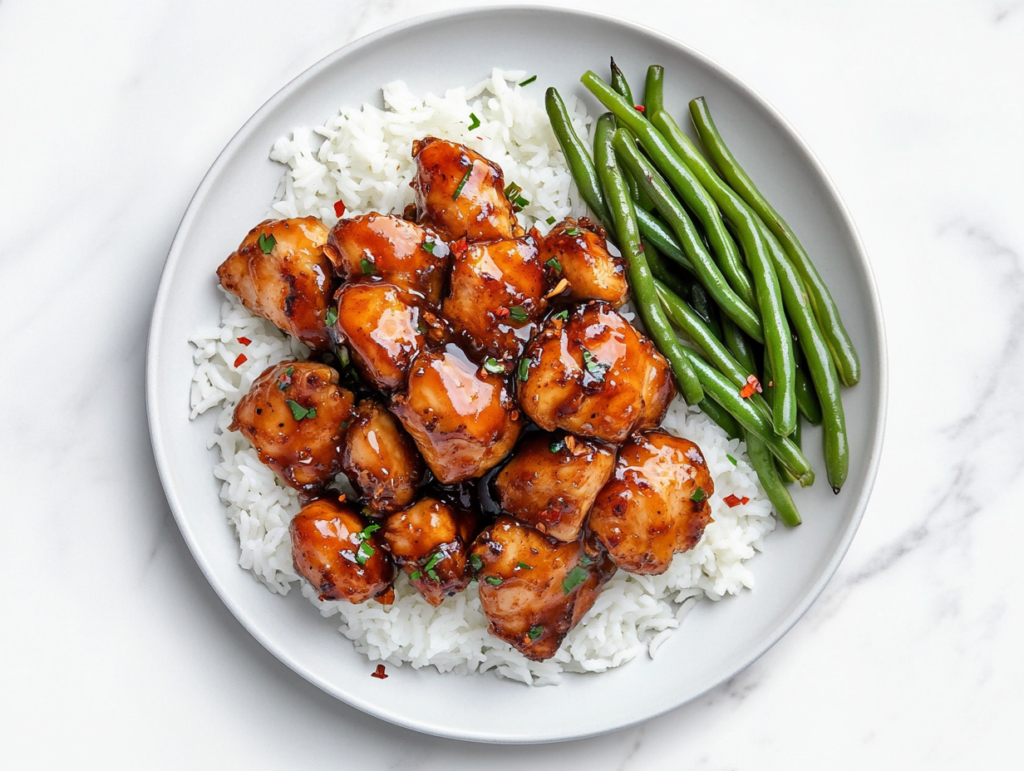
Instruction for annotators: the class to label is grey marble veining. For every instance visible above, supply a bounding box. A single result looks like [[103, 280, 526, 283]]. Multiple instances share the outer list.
[[2, 0, 1022, 768]]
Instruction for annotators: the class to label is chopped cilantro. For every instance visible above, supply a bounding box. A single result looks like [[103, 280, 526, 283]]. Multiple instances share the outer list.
[[581, 349, 609, 383], [508, 305, 529, 323], [561, 566, 588, 595], [527, 625, 544, 642], [286, 399, 315, 421], [552, 310, 569, 322]]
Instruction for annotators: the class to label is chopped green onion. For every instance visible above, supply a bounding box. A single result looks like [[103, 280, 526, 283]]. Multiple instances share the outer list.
[[564, 227, 580, 236], [513, 195, 530, 209], [517, 357, 530, 381], [360, 258, 375, 275], [516, 561, 533, 570], [485, 575, 503, 586], [549, 440, 563, 453], [581, 349, 608, 383], [545, 257, 562, 273], [483, 358, 504, 375], [508, 305, 529, 323], [422, 241, 436, 254], [469, 553, 483, 571], [546, 216, 556, 225], [552, 310, 569, 322], [355, 540, 374, 565], [578, 554, 595, 568], [690, 487, 707, 503], [453, 163, 474, 200], [286, 399, 315, 421], [727, 454, 738, 466], [410, 570, 422, 581], [324, 307, 338, 326], [258, 232, 276, 254], [423, 551, 443, 572], [518, 75, 537, 87], [504, 182, 522, 201], [468, 112, 481, 131], [527, 625, 544, 642], [427, 569, 440, 582], [361, 524, 380, 537], [561, 566, 588, 595]]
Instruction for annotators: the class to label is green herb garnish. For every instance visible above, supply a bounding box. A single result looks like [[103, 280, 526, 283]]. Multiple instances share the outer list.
[[504, 182, 522, 201], [360, 258, 375, 276], [483, 357, 504, 375], [564, 227, 580, 236], [508, 305, 529, 323], [422, 240, 436, 254], [727, 454, 738, 466], [518, 75, 537, 87], [545, 257, 562, 273], [286, 399, 316, 421], [258, 232, 276, 254], [453, 163, 474, 200], [561, 566, 588, 595], [516, 561, 533, 570], [485, 575, 503, 586], [513, 194, 530, 210], [410, 570, 422, 581], [355, 540, 374, 565], [546, 216, 556, 225], [324, 307, 338, 326], [690, 487, 707, 503], [517, 357, 530, 381], [581, 349, 608, 383], [469, 553, 483, 572], [468, 112, 481, 131], [276, 365, 295, 391], [549, 440, 563, 453], [527, 625, 544, 642], [579, 554, 595, 568], [552, 310, 568, 322]]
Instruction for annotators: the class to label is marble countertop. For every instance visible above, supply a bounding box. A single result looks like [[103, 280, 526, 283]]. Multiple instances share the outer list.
[[2, 0, 1020, 767]]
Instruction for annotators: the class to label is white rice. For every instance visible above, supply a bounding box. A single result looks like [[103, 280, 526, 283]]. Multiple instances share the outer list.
[[189, 70, 776, 685]]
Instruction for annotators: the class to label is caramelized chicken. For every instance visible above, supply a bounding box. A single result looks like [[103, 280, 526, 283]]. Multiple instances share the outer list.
[[391, 344, 523, 484], [412, 137, 524, 242], [333, 281, 427, 391], [341, 399, 424, 515], [382, 497, 478, 606], [231, 361, 355, 492], [517, 302, 676, 444], [326, 213, 450, 306], [217, 217, 335, 351], [470, 516, 615, 661], [589, 430, 714, 575], [495, 433, 615, 542], [539, 218, 630, 307], [290, 498, 395, 603], [442, 238, 548, 361]]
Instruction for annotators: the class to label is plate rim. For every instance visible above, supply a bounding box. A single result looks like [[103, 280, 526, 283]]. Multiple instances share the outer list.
[[146, 3, 888, 743]]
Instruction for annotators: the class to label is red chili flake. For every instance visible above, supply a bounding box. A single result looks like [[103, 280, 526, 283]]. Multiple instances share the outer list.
[[723, 494, 747, 508], [333, 200, 346, 218], [233, 353, 247, 368], [452, 237, 469, 255], [495, 307, 510, 318], [371, 664, 388, 679], [237, 336, 252, 346], [635, 105, 645, 112], [739, 374, 762, 398]]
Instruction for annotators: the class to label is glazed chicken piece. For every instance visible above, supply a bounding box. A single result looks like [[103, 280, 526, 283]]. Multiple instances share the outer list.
[[217, 217, 335, 351], [333, 281, 429, 391], [391, 343, 523, 484], [589, 430, 714, 575], [341, 399, 424, 515], [538, 218, 629, 307], [470, 516, 616, 661], [382, 497, 478, 606], [495, 433, 616, 542], [231, 361, 355, 492], [412, 137, 524, 242], [326, 213, 450, 307], [517, 302, 676, 444], [442, 238, 548, 361], [290, 498, 395, 603]]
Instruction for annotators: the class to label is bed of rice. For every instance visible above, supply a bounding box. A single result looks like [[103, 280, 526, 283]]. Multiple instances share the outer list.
[[188, 70, 776, 685]]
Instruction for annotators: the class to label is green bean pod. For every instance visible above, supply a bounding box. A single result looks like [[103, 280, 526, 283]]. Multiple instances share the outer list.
[[609, 59, 657, 213], [610, 128, 764, 343], [688, 96, 861, 387], [721, 315, 759, 378], [645, 239, 692, 299], [593, 113, 704, 405], [698, 397, 742, 440], [581, 71, 757, 310], [644, 65, 665, 115], [794, 351, 823, 425], [688, 280, 723, 341], [682, 348, 813, 485], [744, 430, 802, 527], [651, 109, 796, 436], [638, 211, 694, 272]]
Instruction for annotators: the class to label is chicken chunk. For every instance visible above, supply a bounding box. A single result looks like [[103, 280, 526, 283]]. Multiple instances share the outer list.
[[412, 137, 524, 242], [539, 218, 629, 307], [391, 343, 523, 484], [341, 399, 424, 515], [517, 302, 676, 443], [442, 238, 547, 361], [495, 433, 615, 542], [333, 281, 427, 391], [326, 213, 450, 306], [588, 430, 714, 575], [470, 516, 616, 661], [231, 361, 355, 492], [290, 498, 395, 603], [217, 217, 335, 351], [382, 497, 478, 606], [637, 340, 675, 431]]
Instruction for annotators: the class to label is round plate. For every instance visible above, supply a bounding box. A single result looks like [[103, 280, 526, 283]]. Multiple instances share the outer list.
[[146, 6, 886, 743]]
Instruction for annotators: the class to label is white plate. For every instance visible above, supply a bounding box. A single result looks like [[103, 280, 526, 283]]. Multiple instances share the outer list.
[[146, 6, 887, 743]]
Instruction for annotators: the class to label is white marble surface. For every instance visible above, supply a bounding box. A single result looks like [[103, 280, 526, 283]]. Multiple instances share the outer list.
[[1, 0, 1021, 767]]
